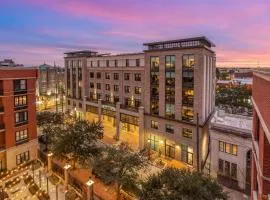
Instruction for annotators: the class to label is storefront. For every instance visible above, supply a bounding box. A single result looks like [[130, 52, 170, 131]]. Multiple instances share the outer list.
[[120, 113, 138, 133], [102, 105, 116, 127]]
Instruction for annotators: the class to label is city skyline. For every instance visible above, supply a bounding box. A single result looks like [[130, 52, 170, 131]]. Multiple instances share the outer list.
[[0, 0, 270, 67]]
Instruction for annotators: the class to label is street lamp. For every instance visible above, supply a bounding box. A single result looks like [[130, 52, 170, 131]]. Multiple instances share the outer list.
[[86, 179, 94, 200]]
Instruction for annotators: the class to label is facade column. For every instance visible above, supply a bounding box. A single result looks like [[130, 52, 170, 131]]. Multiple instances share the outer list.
[[98, 99, 102, 121], [115, 102, 121, 140], [47, 153, 53, 173], [86, 179, 94, 200], [64, 164, 71, 189], [138, 106, 145, 150]]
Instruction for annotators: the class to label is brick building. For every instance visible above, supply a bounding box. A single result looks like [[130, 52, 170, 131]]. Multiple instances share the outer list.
[[65, 36, 216, 170], [251, 70, 270, 199], [0, 67, 38, 170]]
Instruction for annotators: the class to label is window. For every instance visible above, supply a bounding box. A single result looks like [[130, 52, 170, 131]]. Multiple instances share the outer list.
[[15, 129, 28, 143], [182, 128, 192, 139], [136, 59, 140, 67], [165, 55, 176, 69], [134, 73, 141, 81], [97, 60, 100, 67], [165, 104, 175, 118], [90, 82, 94, 88], [14, 95, 27, 107], [126, 59, 129, 67], [16, 151, 29, 165], [105, 84, 110, 91], [105, 73, 110, 79], [115, 60, 118, 67], [150, 57, 159, 69], [114, 85, 119, 92], [124, 86, 131, 93], [134, 87, 142, 94], [151, 121, 158, 129], [14, 80, 26, 91], [183, 55, 195, 68], [181, 145, 193, 165], [106, 60, 109, 67], [124, 73, 130, 80], [96, 83, 101, 89], [218, 159, 238, 179], [90, 72, 94, 78], [15, 111, 28, 124], [134, 99, 141, 107], [96, 72, 101, 79], [219, 141, 238, 156], [114, 73, 119, 80], [182, 106, 194, 121], [166, 124, 174, 134]]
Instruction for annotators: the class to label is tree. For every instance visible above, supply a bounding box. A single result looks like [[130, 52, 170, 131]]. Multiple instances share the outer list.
[[139, 168, 228, 200], [93, 143, 145, 200], [52, 120, 103, 168], [37, 111, 64, 127]]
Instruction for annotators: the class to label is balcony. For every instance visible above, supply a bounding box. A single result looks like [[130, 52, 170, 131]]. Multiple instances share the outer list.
[[15, 121, 28, 127], [16, 138, 29, 146], [14, 89, 27, 95], [102, 100, 116, 107], [86, 97, 98, 104], [120, 104, 139, 112], [14, 105, 28, 111]]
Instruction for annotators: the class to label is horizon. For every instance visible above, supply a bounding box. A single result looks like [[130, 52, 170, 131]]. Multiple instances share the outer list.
[[0, 0, 270, 68]]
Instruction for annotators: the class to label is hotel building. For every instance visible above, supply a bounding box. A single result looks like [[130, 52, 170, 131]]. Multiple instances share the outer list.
[[65, 36, 216, 170], [0, 67, 38, 170], [251, 70, 270, 200]]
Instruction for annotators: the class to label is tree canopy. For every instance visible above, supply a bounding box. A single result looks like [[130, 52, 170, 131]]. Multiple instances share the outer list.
[[139, 168, 228, 200], [37, 111, 64, 127], [93, 143, 145, 200]]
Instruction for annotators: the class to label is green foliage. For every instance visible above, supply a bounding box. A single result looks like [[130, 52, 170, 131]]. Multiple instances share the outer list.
[[216, 84, 252, 114], [139, 168, 228, 200], [37, 111, 64, 127], [52, 120, 104, 166], [93, 143, 145, 200]]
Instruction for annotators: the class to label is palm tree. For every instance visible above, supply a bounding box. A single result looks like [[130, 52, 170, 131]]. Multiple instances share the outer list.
[[139, 168, 228, 200]]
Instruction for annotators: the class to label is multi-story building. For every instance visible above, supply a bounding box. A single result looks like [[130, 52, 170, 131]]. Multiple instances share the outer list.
[[210, 110, 252, 193], [37, 63, 65, 96], [65, 36, 216, 169], [251, 70, 270, 200], [0, 67, 38, 170], [0, 59, 23, 67]]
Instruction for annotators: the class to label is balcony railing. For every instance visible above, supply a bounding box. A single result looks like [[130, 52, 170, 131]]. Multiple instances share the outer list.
[[14, 89, 27, 95], [102, 101, 116, 107], [120, 104, 139, 112], [14, 105, 28, 111], [86, 97, 98, 103], [15, 120, 28, 127]]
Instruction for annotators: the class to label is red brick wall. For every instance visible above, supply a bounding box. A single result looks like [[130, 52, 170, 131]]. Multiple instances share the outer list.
[[253, 74, 270, 132], [0, 69, 37, 148]]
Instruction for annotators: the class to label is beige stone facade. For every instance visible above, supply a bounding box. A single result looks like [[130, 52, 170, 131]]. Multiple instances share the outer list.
[[64, 37, 216, 170]]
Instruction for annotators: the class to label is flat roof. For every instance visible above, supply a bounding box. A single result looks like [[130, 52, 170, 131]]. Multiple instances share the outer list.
[[64, 50, 98, 55], [211, 110, 252, 138], [143, 36, 216, 47]]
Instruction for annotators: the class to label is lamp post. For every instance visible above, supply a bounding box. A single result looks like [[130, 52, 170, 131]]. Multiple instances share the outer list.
[[32, 161, 35, 182], [55, 184, 59, 200], [39, 170, 42, 188], [86, 179, 94, 200]]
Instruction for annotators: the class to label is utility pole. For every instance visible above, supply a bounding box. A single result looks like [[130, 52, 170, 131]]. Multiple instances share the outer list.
[[196, 113, 200, 172]]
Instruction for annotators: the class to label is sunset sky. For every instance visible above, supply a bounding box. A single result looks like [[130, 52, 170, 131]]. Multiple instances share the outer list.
[[0, 0, 269, 67]]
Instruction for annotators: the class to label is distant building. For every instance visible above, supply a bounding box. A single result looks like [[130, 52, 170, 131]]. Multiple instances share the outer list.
[[0, 67, 38, 170], [251, 70, 270, 200], [0, 59, 23, 67], [210, 110, 252, 194], [37, 64, 65, 96]]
